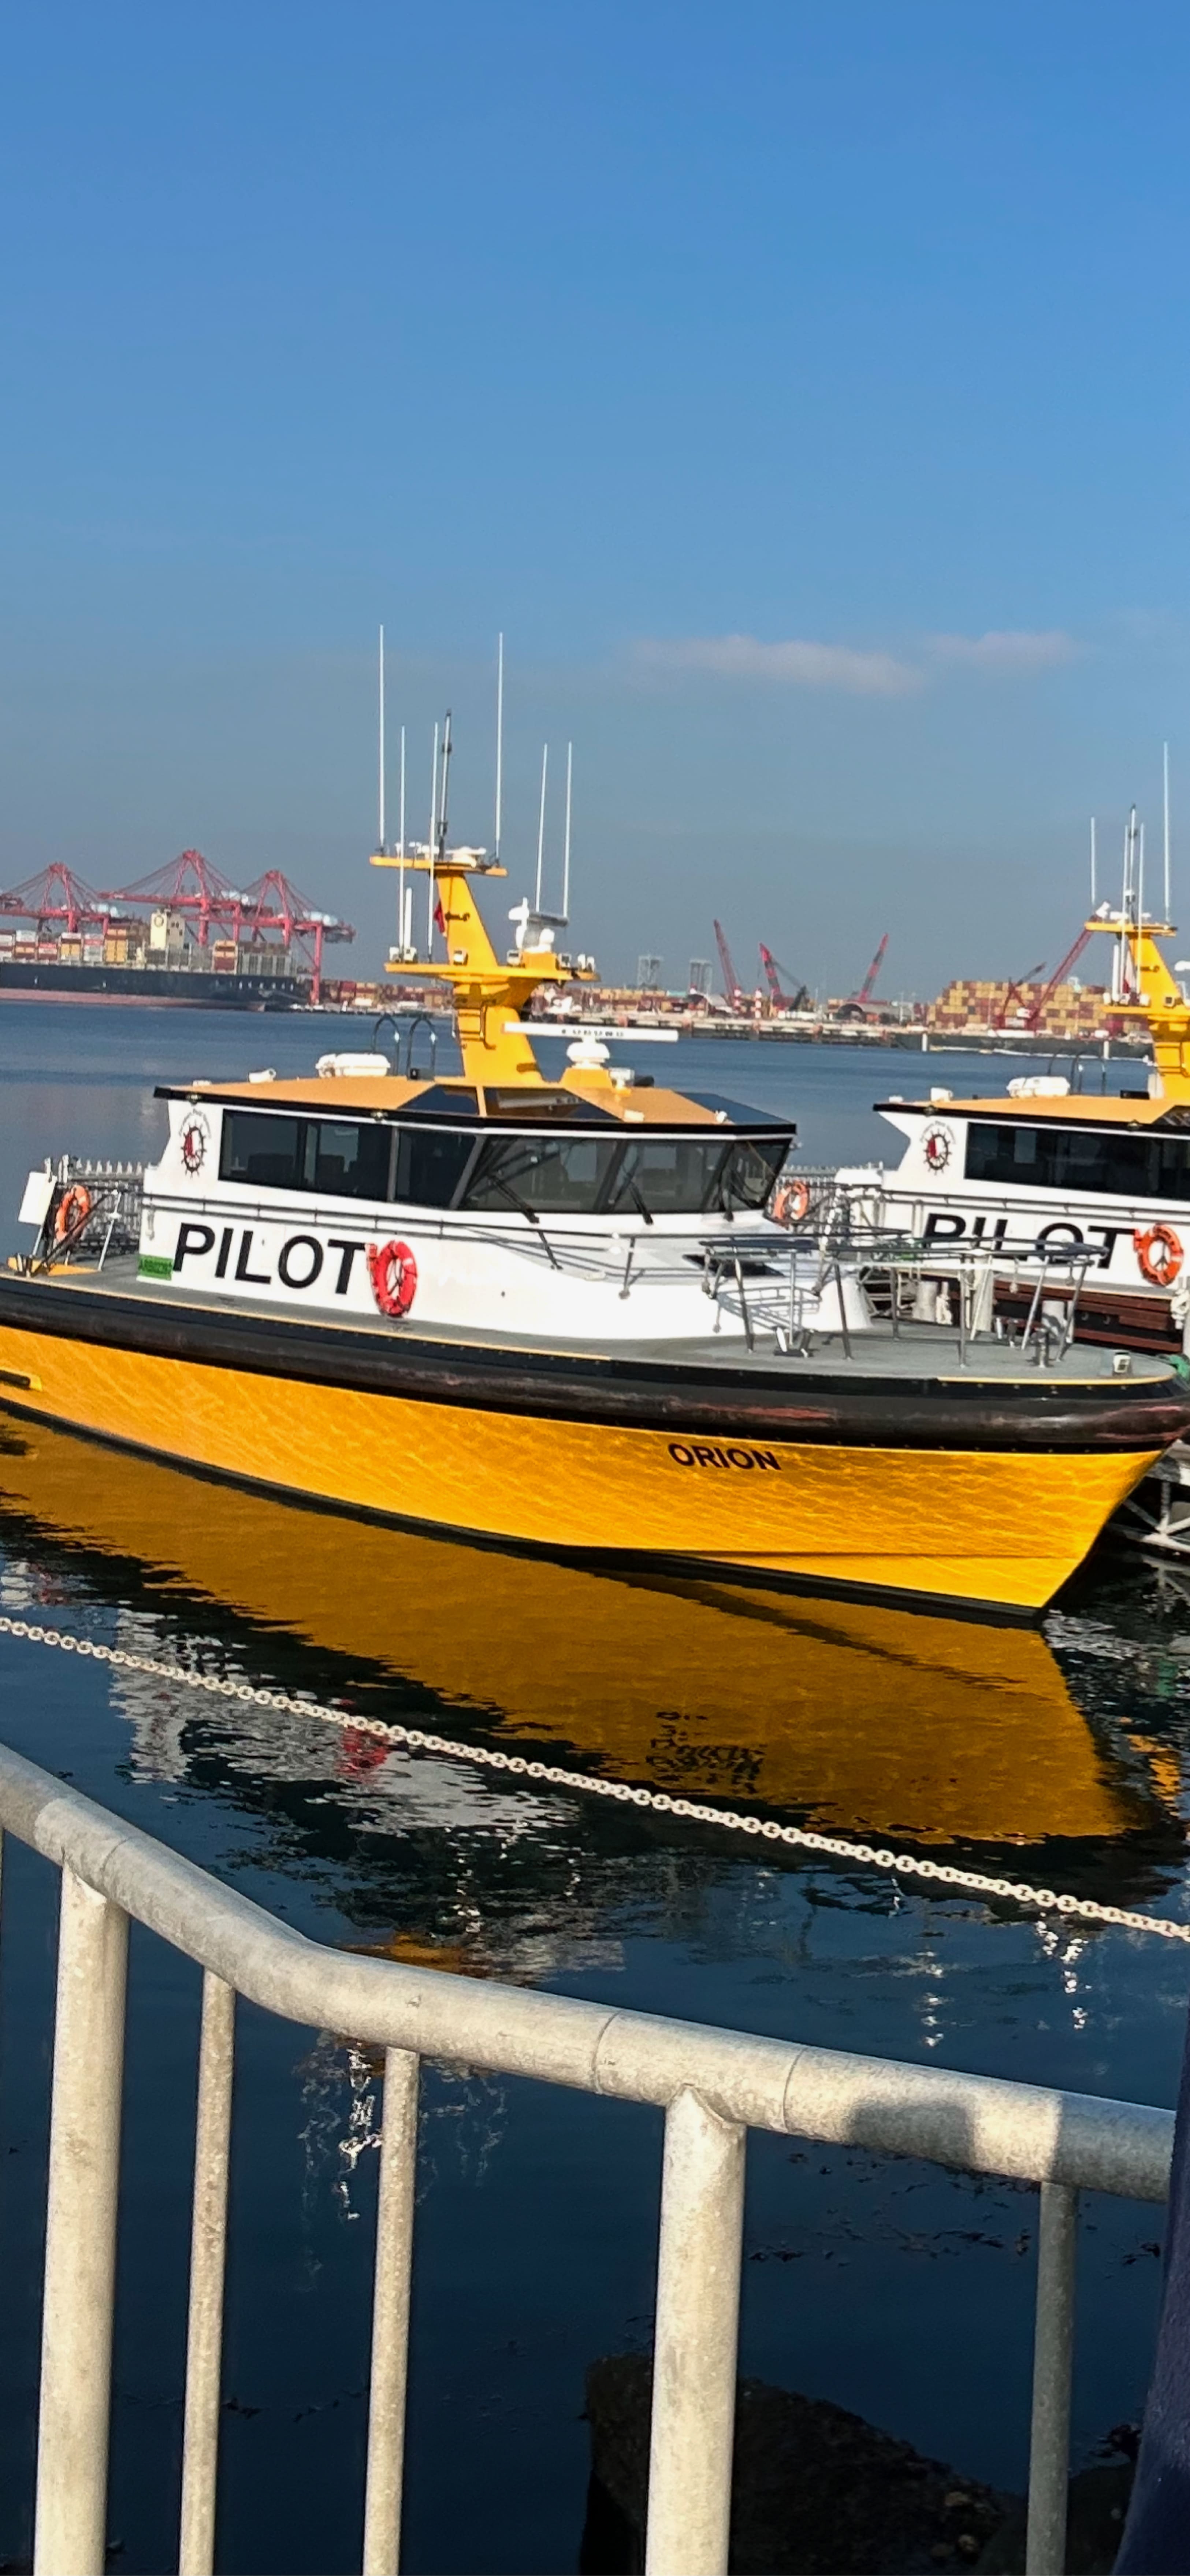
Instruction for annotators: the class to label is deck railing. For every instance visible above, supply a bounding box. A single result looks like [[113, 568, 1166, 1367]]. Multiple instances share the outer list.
[[0, 1738, 1172, 2576]]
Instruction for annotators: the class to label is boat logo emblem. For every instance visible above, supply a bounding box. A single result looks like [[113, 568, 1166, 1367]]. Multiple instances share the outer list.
[[180, 1112, 211, 1176], [922, 1121, 954, 1174]]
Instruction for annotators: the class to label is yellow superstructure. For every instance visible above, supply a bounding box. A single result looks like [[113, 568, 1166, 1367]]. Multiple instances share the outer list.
[[370, 847, 594, 1086], [1094, 910, 1190, 1099]]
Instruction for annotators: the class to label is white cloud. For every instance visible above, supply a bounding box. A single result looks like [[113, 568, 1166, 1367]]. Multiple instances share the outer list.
[[925, 628, 1079, 673], [631, 633, 920, 695]]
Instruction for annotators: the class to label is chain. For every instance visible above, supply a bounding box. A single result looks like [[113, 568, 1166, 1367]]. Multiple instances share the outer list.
[[2, 1610, 1188, 1944]]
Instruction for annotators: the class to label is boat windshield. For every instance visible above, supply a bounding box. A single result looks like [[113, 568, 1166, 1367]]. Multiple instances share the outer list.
[[607, 1135, 786, 1215], [458, 1130, 788, 1217], [216, 1107, 790, 1217], [461, 1135, 624, 1214]]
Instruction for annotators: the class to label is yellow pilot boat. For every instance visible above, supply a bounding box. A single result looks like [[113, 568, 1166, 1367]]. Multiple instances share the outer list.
[[2, 831, 1188, 1617]]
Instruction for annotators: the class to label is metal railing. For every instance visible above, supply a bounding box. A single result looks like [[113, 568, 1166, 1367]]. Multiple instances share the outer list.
[[0, 1737, 1172, 2576]]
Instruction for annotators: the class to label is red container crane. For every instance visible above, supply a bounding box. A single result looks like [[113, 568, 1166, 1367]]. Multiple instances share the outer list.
[[0, 849, 357, 1003], [853, 933, 888, 1007], [0, 864, 114, 936], [758, 944, 809, 1012], [713, 919, 745, 1009], [104, 851, 356, 1002]]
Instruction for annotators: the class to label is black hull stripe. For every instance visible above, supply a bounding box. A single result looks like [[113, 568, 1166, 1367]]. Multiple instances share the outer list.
[[0, 1276, 1186, 1455]]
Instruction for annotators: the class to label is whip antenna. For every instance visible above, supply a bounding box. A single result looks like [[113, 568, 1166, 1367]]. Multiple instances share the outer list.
[[563, 741, 573, 922], [378, 626, 386, 854], [535, 744, 548, 914], [495, 633, 504, 864]]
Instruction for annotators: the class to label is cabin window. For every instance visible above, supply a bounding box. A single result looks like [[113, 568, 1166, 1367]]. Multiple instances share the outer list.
[[394, 1126, 477, 1208], [721, 1137, 791, 1209], [964, 1120, 1190, 1200], [606, 1133, 788, 1215], [301, 1120, 394, 1199], [220, 1111, 394, 1201], [460, 1134, 622, 1214], [219, 1113, 305, 1190]]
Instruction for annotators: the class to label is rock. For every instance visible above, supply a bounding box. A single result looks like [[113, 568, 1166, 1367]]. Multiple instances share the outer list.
[[975, 2462, 1134, 2573], [579, 2355, 1010, 2574]]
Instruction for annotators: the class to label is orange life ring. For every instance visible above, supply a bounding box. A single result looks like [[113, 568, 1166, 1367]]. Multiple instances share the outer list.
[[367, 1237, 418, 1319], [54, 1183, 92, 1243], [1135, 1222, 1183, 1288], [771, 1176, 811, 1226]]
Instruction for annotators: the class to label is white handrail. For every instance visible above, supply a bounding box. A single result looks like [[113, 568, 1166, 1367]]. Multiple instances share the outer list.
[[0, 1738, 1172, 2576]]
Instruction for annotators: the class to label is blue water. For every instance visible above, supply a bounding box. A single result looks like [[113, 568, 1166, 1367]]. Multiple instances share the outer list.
[[0, 1003, 1184, 2572]]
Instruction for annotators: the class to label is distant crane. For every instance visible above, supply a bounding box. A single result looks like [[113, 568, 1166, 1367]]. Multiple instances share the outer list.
[[852, 933, 888, 1007], [713, 918, 745, 1009], [1026, 927, 1092, 1026], [991, 929, 1094, 1032], [758, 944, 810, 1012], [835, 932, 890, 1020], [990, 959, 1046, 1031]]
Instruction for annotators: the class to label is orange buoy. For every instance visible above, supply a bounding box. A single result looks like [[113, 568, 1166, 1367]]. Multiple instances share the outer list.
[[1135, 1222, 1183, 1288], [367, 1238, 418, 1318], [53, 1183, 92, 1244], [771, 1176, 811, 1226]]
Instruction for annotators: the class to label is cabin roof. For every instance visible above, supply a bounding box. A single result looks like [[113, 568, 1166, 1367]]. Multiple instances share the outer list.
[[158, 1074, 790, 1132], [878, 1091, 1175, 1128]]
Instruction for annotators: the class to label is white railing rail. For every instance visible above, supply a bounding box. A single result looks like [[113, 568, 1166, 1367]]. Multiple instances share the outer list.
[[0, 1738, 1172, 2576]]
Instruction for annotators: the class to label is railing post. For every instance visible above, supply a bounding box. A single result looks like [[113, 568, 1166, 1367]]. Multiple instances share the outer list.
[[34, 1867, 129, 2576], [1026, 2180, 1078, 2575], [362, 2046, 420, 2576], [645, 2085, 746, 2576], [179, 1972, 236, 2576]]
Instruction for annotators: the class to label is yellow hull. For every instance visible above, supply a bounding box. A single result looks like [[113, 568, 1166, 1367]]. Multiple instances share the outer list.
[[0, 1312, 1160, 1613], [0, 1411, 1167, 1851]]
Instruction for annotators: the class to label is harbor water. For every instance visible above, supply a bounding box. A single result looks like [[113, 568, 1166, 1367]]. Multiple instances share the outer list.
[[0, 1002, 1187, 2572]]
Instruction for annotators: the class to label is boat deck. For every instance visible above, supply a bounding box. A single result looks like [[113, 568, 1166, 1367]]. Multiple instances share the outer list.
[[23, 1256, 1180, 1390]]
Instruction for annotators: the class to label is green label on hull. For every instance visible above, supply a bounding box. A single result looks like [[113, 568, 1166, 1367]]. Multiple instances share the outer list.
[[138, 1254, 173, 1280]]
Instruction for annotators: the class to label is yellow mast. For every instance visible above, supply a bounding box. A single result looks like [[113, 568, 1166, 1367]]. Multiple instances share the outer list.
[[1085, 906, 1190, 1099], [370, 848, 595, 1087]]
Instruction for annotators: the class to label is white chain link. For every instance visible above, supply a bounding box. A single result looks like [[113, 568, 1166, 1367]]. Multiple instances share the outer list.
[[2, 1610, 1187, 1944]]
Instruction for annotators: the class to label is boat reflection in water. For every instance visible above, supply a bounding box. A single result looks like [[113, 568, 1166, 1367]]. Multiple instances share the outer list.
[[0, 1408, 1180, 1864]]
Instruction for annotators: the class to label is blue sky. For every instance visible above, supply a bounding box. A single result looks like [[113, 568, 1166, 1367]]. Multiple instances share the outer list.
[[2, 2, 1189, 993]]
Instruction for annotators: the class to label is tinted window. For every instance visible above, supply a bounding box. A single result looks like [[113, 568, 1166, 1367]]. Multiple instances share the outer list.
[[302, 1120, 392, 1199], [220, 1111, 393, 1199], [406, 1086, 480, 1118], [220, 1112, 304, 1189], [394, 1127, 476, 1208], [462, 1135, 622, 1213], [964, 1121, 1190, 1200], [481, 1087, 612, 1122], [603, 1135, 787, 1215], [721, 1137, 789, 1208]]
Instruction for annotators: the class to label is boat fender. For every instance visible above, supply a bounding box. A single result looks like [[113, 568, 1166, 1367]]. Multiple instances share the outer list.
[[1135, 1222, 1183, 1288], [367, 1238, 418, 1319], [771, 1177, 811, 1226], [53, 1183, 92, 1244]]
